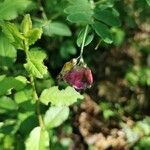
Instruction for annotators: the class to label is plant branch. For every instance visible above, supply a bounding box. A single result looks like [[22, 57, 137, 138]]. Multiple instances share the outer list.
[[23, 40, 45, 128], [38, 0, 48, 20], [80, 25, 89, 59], [30, 76, 45, 128]]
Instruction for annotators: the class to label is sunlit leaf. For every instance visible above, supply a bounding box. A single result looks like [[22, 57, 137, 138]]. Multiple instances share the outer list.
[[1, 22, 25, 49], [0, 76, 27, 96], [26, 28, 42, 46], [44, 106, 69, 129], [24, 48, 47, 78], [25, 126, 49, 150], [0, 33, 16, 67], [0, 0, 32, 20], [21, 14, 32, 34], [40, 86, 83, 106], [0, 96, 18, 113]]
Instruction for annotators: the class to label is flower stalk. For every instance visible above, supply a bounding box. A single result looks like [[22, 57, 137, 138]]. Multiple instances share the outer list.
[[79, 25, 89, 61]]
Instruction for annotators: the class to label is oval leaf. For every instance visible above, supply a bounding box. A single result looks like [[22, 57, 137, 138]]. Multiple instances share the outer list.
[[44, 106, 69, 129], [40, 86, 83, 106], [77, 28, 94, 47], [25, 126, 49, 150], [43, 21, 71, 37], [94, 8, 120, 27], [92, 21, 113, 44]]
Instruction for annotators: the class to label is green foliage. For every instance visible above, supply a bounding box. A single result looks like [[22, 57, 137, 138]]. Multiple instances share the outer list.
[[146, 0, 150, 6], [60, 40, 77, 59], [25, 127, 49, 150], [125, 67, 150, 86], [93, 7, 120, 27], [0, 0, 32, 20], [40, 86, 83, 106], [26, 28, 42, 46], [65, 0, 120, 44], [1, 22, 25, 49], [24, 48, 47, 78], [134, 137, 150, 150], [21, 14, 32, 34], [0, 0, 149, 149], [44, 106, 69, 129], [65, 0, 93, 24], [0, 96, 18, 113], [122, 117, 150, 148], [43, 21, 72, 37], [0, 33, 16, 68], [92, 21, 113, 44], [0, 76, 27, 96], [77, 28, 94, 47]]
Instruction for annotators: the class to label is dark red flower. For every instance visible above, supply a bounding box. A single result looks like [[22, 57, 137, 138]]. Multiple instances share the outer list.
[[63, 66, 93, 90]]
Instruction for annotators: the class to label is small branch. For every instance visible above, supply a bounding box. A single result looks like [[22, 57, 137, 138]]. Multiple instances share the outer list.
[[30, 76, 45, 128], [95, 39, 102, 50], [23, 40, 45, 128], [79, 25, 89, 59], [38, 0, 48, 20]]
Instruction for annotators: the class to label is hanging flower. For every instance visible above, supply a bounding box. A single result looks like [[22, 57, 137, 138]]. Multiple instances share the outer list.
[[58, 58, 93, 90]]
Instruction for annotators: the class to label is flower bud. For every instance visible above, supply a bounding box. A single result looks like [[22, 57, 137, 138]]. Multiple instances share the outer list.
[[63, 65, 93, 90]]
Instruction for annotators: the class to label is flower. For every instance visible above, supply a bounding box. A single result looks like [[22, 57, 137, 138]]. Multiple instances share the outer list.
[[63, 65, 93, 90]]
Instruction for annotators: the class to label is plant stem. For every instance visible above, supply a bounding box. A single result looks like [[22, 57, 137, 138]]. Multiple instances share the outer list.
[[80, 25, 89, 59], [30, 76, 45, 128], [95, 39, 102, 50], [38, 0, 48, 20], [23, 40, 44, 128]]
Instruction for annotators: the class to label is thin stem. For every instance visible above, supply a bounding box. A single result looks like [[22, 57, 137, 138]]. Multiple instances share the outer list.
[[80, 25, 89, 58], [23, 40, 44, 128], [38, 0, 48, 20], [30, 76, 45, 128], [95, 39, 102, 50]]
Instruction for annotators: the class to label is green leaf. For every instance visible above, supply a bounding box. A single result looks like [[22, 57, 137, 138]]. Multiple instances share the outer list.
[[1, 22, 25, 49], [0, 96, 18, 113], [103, 110, 115, 120], [21, 14, 32, 34], [94, 8, 120, 26], [26, 28, 42, 46], [67, 13, 93, 24], [65, 0, 93, 24], [146, 0, 150, 6], [77, 28, 94, 47], [0, 33, 16, 67], [135, 137, 150, 150], [25, 126, 49, 150], [40, 86, 83, 106], [24, 48, 47, 78], [14, 86, 33, 104], [111, 27, 125, 46], [64, 0, 92, 14], [0, 76, 27, 96], [44, 106, 69, 129], [125, 72, 139, 86], [0, 0, 32, 20], [43, 21, 71, 37], [14, 86, 35, 112], [60, 41, 77, 59], [92, 21, 113, 43]]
